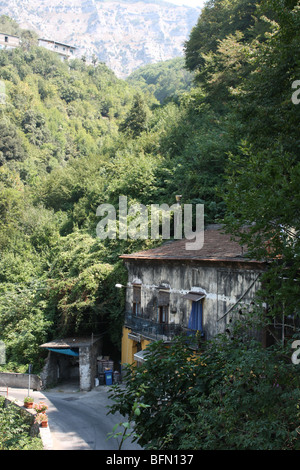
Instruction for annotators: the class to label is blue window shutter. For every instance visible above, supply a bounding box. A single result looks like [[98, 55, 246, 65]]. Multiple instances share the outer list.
[[188, 301, 196, 329], [188, 301, 203, 333]]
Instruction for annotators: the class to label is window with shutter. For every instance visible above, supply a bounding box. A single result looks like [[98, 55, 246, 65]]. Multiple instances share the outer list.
[[188, 300, 204, 334], [158, 289, 170, 324], [132, 285, 141, 316]]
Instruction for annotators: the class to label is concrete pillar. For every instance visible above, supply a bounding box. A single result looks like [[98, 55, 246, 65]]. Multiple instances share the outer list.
[[79, 346, 92, 391]]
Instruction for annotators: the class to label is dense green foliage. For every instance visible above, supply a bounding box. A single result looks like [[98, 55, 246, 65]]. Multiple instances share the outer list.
[[184, 0, 270, 74], [127, 57, 194, 104], [222, 0, 300, 320], [0, 0, 299, 449], [108, 0, 300, 450], [109, 332, 300, 450], [0, 396, 43, 450], [0, 11, 231, 373], [183, 0, 300, 320]]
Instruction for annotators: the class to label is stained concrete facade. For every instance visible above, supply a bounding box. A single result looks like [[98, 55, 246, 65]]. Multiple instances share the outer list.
[[123, 260, 263, 340], [120, 225, 266, 364]]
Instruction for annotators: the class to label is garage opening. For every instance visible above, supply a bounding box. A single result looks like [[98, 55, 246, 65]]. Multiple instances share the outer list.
[[40, 336, 102, 391]]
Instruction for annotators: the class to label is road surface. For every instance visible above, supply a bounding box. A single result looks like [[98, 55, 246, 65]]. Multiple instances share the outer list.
[[0, 383, 142, 451]]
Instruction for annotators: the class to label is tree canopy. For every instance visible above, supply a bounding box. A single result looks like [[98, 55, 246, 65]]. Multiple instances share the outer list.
[[109, 0, 300, 450], [109, 332, 300, 450], [0, 0, 299, 449]]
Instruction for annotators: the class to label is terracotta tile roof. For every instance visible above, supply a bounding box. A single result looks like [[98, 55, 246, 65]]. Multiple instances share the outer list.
[[120, 225, 260, 263]]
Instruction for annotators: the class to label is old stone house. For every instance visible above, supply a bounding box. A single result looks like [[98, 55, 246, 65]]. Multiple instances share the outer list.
[[119, 225, 266, 366]]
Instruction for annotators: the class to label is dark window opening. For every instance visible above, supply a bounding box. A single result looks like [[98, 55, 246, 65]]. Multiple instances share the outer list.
[[158, 288, 170, 324], [133, 285, 141, 316], [159, 305, 168, 324]]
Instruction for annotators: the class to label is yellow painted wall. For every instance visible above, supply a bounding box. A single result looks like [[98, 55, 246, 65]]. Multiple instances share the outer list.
[[121, 326, 151, 366], [141, 338, 151, 349], [121, 326, 133, 365]]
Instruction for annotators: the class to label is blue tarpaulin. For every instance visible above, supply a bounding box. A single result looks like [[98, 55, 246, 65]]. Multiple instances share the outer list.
[[47, 348, 79, 357]]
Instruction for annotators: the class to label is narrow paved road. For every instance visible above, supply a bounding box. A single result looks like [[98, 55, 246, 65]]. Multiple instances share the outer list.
[[1, 384, 142, 451]]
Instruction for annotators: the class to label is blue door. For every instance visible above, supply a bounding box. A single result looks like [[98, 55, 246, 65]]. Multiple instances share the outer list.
[[188, 301, 203, 334]]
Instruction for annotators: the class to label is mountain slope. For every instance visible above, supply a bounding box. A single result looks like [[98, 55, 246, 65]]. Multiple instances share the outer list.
[[0, 0, 201, 77]]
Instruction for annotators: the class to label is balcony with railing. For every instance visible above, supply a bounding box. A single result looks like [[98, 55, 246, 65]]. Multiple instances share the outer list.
[[124, 312, 204, 345]]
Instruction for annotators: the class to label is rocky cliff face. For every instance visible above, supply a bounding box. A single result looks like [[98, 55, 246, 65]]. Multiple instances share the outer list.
[[0, 0, 201, 77]]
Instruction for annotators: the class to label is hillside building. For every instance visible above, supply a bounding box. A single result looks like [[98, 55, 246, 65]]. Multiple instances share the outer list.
[[0, 32, 20, 50], [119, 225, 266, 366], [38, 38, 76, 61]]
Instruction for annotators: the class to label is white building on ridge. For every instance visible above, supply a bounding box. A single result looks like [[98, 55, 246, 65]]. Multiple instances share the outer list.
[[38, 38, 76, 61]]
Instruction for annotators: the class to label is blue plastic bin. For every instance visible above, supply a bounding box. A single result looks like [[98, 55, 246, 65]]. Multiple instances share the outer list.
[[105, 370, 113, 385]]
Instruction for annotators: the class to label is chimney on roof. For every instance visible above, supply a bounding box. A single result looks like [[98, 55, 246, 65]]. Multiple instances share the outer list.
[[175, 195, 182, 206]]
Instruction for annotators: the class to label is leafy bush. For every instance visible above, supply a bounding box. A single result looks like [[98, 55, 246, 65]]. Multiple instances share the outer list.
[[0, 396, 43, 450], [0, 120, 25, 165], [109, 333, 300, 450]]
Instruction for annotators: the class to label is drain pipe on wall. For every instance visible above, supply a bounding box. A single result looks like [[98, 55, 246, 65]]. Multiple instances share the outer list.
[[217, 273, 261, 323]]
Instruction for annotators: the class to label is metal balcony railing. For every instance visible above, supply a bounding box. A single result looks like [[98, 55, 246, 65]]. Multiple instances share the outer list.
[[124, 312, 203, 345]]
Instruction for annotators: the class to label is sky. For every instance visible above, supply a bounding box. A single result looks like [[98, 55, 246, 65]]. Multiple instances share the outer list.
[[167, 0, 206, 8]]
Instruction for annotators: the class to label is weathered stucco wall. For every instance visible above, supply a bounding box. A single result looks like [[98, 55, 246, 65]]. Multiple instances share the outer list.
[[79, 339, 102, 391], [0, 372, 41, 390], [124, 260, 264, 340]]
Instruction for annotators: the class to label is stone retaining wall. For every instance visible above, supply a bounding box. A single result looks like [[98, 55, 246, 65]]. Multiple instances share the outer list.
[[0, 371, 41, 390]]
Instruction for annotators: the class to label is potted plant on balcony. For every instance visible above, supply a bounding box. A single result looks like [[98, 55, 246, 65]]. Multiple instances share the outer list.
[[24, 396, 34, 409], [35, 412, 48, 428]]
